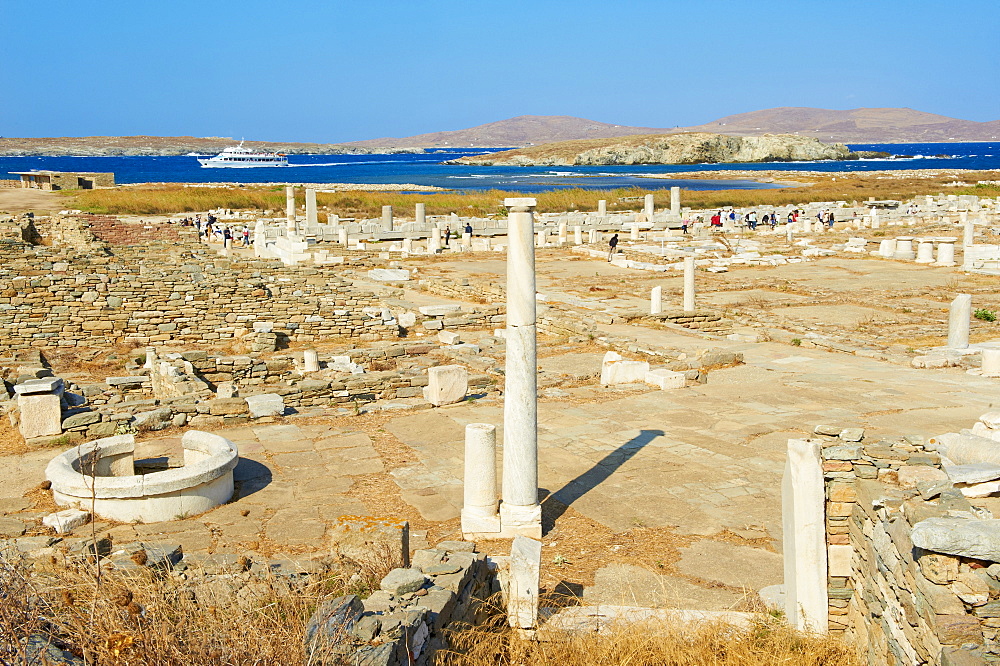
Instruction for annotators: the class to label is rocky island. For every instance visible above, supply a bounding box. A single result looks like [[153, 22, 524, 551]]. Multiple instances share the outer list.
[[448, 132, 857, 166]]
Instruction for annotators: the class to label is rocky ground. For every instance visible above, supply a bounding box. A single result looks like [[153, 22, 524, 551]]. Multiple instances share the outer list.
[[4, 208, 999, 613]]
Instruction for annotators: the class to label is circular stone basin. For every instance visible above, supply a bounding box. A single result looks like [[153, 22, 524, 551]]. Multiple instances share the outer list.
[[45, 431, 238, 523]]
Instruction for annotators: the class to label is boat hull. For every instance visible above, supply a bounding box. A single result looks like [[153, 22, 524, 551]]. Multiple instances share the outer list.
[[198, 159, 288, 168]]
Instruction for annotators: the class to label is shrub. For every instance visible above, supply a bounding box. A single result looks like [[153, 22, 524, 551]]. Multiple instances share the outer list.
[[975, 308, 997, 322]]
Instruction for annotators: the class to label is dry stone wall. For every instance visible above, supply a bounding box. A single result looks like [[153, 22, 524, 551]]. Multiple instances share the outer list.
[[0, 242, 399, 350], [815, 429, 1000, 665]]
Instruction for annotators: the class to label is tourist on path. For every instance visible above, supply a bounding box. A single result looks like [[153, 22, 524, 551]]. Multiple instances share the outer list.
[[444, 226, 451, 246], [607, 233, 619, 261], [464, 223, 472, 235], [681, 218, 689, 234]]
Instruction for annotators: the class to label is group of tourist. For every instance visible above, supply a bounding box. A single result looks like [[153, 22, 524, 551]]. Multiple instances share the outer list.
[[703, 209, 802, 230], [189, 214, 252, 246], [815, 208, 836, 229]]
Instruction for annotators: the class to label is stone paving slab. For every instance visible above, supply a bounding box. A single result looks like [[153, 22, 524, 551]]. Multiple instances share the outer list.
[[582, 563, 745, 610]]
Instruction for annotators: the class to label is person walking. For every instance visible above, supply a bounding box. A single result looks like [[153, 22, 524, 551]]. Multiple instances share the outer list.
[[681, 217, 689, 234], [607, 233, 619, 261], [444, 226, 451, 246]]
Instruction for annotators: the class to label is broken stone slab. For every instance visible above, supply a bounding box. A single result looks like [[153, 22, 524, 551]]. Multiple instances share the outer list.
[[839, 428, 865, 442], [245, 393, 284, 418], [380, 568, 427, 595], [304, 594, 363, 656], [14, 377, 64, 395], [0, 517, 27, 537], [61, 411, 101, 430], [930, 432, 1000, 466], [911, 517, 1000, 562], [423, 365, 468, 406], [18, 393, 62, 439], [599, 352, 650, 386], [105, 376, 149, 387], [397, 312, 416, 328], [813, 424, 842, 437], [42, 509, 91, 534], [133, 407, 173, 431], [437, 330, 461, 345], [896, 465, 949, 489], [367, 268, 410, 282], [946, 463, 1000, 485], [981, 413, 1000, 430], [418, 304, 462, 317]]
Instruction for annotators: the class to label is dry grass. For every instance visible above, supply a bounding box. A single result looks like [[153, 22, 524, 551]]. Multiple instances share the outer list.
[[437, 600, 859, 666], [64, 169, 995, 218], [0, 555, 334, 665]]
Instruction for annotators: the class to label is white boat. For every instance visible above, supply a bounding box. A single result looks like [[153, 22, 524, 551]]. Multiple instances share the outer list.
[[198, 142, 288, 168]]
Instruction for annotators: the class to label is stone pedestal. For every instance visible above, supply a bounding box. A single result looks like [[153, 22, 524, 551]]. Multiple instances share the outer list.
[[915, 240, 935, 263], [683, 257, 696, 313], [423, 365, 468, 406], [306, 188, 317, 226], [558, 221, 567, 245], [643, 194, 654, 218], [17, 393, 62, 440], [338, 228, 348, 246], [982, 350, 1000, 378], [782, 438, 828, 633], [382, 205, 393, 231], [501, 198, 541, 539], [893, 237, 915, 260], [630, 224, 640, 241], [964, 221, 975, 247], [402, 237, 413, 253], [462, 232, 472, 251], [670, 186, 680, 216], [949, 293, 972, 349], [415, 203, 426, 226], [588, 229, 599, 244], [303, 350, 320, 373], [935, 239, 957, 266], [785, 225, 793, 242], [461, 423, 500, 536], [597, 200, 607, 216], [536, 229, 546, 247], [650, 286, 662, 314], [573, 226, 583, 245]]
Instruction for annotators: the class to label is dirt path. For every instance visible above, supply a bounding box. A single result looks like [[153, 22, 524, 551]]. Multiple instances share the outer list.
[[0, 188, 68, 214]]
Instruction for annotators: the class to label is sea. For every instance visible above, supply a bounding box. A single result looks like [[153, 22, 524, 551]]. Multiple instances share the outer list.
[[1, 142, 997, 193]]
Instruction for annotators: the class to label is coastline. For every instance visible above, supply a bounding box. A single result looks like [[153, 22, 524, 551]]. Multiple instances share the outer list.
[[121, 181, 450, 192]]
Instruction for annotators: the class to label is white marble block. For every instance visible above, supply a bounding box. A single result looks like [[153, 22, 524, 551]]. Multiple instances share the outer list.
[[948, 293, 972, 350], [423, 365, 468, 406], [18, 393, 62, 439], [437, 330, 461, 345], [600, 351, 650, 386], [42, 508, 91, 534], [245, 393, 284, 418], [645, 369, 686, 390]]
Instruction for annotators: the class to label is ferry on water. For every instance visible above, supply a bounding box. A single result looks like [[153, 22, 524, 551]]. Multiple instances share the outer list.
[[198, 142, 288, 168]]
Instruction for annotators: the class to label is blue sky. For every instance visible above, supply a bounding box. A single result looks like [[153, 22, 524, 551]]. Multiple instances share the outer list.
[[2, 0, 997, 141]]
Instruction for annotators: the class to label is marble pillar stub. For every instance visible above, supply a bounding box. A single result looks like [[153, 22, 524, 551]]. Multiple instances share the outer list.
[[782, 438, 828, 633], [949, 294, 972, 350]]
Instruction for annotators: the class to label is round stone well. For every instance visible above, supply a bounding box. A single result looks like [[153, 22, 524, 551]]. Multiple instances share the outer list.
[[45, 431, 238, 523]]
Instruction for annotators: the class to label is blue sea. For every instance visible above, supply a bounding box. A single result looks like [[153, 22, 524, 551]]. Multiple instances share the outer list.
[[2, 142, 997, 193]]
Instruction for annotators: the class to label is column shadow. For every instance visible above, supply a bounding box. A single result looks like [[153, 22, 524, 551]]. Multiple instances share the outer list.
[[540, 428, 664, 534]]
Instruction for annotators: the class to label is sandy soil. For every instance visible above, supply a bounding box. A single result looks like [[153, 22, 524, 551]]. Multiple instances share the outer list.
[[0, 188, 67, 214]]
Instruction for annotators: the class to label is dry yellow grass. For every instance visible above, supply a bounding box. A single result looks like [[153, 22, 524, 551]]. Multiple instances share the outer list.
[[438, 600, 859, 666], [64, 171, 999, 218]]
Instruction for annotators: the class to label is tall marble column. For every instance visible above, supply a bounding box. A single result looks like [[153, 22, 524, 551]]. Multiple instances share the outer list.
[[305, 188, 317, 226], [382, 205, 393, 231], [670, 186, 681, 216], [501, 198, 542, 538], [597, 199, 607, 216], [643, 194, 654, 218], [415, 203, 426, 227], [949, 294, 972, 350], [683, 256, 696, 312], [285, 186, 296, 232]]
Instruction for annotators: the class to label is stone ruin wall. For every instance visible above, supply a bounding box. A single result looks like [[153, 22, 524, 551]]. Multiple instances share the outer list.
[[816, 431, 1000, 665], [0, 241, 401, 350]]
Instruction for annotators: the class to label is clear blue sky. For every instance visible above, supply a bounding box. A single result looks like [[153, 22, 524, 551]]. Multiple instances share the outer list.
[[2, 0, 997, 142]]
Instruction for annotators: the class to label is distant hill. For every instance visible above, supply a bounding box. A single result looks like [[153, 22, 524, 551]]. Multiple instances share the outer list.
[[450, 132, 852, 166], [348, 108, 1000, 148], [682, 107, 1000, 143], [0, 136, 420, 157], [347, 115, 675, 149]]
